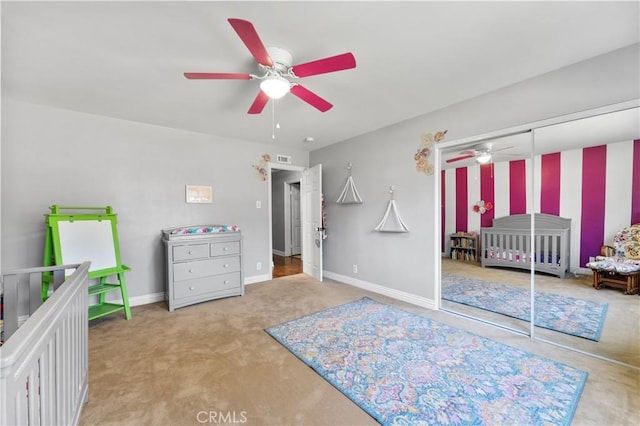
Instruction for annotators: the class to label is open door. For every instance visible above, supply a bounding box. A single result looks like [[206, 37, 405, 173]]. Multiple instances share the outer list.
[[301, 164, 323, 281]]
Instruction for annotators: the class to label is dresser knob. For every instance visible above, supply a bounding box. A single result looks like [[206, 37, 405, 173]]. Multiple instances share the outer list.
[[188, 251, 192, 255], [189, 286, 195, 291], [189, 269, 193, 273], [224, 280, 229, 284], [223, 264, 228, 268], [223, 247, 228, 251]]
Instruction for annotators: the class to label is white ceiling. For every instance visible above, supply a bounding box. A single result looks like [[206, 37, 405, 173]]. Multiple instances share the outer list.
[[2, 1, 639, 152], [440, 107, 640, 168]]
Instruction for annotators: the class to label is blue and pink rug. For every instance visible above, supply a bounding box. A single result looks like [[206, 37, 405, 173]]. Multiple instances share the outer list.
[[441, 275, 608, 341], [265, 297, 586, 426]]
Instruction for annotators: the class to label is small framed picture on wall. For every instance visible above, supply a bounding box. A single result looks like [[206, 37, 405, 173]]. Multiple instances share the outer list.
[[185, 185, 213, 203]]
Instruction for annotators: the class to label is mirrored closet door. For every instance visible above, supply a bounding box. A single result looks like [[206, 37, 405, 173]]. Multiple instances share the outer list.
[[438, 103, 639, 368], [440, 132, 534, 336], [531, 107, 640, 367]]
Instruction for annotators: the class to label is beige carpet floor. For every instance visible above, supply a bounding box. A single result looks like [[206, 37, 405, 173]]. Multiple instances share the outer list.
[[441, 258, 640, 367], [80, 274, 639, 425]]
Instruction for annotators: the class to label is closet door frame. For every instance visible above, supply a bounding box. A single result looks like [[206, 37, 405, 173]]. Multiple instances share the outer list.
[[433, 99, 639, 347]]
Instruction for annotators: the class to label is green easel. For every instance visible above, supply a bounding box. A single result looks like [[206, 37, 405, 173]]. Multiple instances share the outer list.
[[43, 205, 132, 320]]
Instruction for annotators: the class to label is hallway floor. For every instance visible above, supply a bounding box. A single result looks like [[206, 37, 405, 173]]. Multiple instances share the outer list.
[[272, 254, 302, 278]]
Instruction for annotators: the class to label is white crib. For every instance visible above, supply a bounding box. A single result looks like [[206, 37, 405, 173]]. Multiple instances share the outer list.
[[1, 262, 90, 425], [481, 214, 571, 278]]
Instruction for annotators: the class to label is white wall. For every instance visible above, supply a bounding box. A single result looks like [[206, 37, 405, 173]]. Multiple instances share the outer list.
[[311, 44, 639, 306], [1, 99, 309, 302]]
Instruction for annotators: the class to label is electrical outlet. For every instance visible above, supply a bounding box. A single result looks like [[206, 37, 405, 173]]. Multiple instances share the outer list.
[[256, 262, 262, 271], [256, 200, 262, 209], [353, 264, 358, 273]]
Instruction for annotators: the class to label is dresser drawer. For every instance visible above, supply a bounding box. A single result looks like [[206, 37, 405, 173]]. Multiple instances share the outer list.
[[173, 257, 241, 282], [173, 272, 242, 300], [172, 243, 209, 262], [209, 241, 240, 257], [210, 241, 240, 257]]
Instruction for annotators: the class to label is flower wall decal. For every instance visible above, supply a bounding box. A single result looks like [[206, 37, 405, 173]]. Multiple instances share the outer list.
[[473, 200, 493, 214], [252, 154, 271, 181], [415, 130, 447, 175]]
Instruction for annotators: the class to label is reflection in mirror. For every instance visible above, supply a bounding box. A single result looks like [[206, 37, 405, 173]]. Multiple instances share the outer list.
[[439, 106, 639, 368], [440, 132, 534, 335], [531, 108, 640, 367]]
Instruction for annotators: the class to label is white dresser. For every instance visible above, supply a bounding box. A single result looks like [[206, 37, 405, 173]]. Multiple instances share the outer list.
[[162, 225, 243, 311]]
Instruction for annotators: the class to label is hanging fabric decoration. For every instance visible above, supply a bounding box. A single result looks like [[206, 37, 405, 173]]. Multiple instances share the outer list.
[[321, 193, 327, 240], [415, 130, 447, 175], [374, 186, 409, 233], [473, 200, 493, 214], [336, 163, 363, 204], [252, 154, 271, 181]]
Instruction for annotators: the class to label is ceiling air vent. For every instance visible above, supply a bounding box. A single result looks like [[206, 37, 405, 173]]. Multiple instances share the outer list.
[[276, 154, 292, 164]]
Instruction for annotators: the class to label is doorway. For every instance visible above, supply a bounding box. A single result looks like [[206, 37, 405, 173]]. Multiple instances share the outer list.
[[268, 162, 324, 281], [270, 167, 304, 278]]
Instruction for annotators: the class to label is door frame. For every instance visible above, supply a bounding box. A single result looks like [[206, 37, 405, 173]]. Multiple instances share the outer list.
[[267, 162, 306, 279]]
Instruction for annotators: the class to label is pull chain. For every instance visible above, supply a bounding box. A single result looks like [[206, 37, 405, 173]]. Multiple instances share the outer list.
[[272, 100, 276, 139], [271, 99, 282, 140]]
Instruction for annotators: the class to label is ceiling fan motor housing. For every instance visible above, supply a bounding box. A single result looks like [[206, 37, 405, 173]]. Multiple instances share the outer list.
[[267, 47, 293, 73]]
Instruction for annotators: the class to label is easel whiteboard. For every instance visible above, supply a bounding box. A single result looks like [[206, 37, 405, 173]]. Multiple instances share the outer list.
[[57, 220, 118, 273]]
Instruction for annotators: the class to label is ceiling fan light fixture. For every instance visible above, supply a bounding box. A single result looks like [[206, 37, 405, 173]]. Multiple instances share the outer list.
[[260, 76, 290, 99], [476, 153, 492, 164]]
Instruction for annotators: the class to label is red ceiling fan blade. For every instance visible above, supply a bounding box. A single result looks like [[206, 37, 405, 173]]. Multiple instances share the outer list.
[[184, 72, 251, 80], [290, 85, 333, 112], [291, 52, 356, 78], [446, 154, 475, 163], [228, 18, 273, 67], [248, 91, 270, 114]]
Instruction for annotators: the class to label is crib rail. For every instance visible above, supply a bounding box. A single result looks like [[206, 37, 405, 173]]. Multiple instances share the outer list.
[[481, 228, 569, 278], [1, 262, 90, 426]]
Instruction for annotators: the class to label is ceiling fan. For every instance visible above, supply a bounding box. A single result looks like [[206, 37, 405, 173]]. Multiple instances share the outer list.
[[184, 18, 356, 114], [446, 143, 515, 164]]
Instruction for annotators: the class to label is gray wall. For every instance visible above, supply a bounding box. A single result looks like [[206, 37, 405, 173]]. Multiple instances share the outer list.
[[271, 170, 302, 254], [1, 99, 309, 302], [311, 43, 639, 304], [2, 43, 638, 309]]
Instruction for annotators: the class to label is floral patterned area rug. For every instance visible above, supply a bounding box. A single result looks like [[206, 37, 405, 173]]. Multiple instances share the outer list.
[[441, 275, 608, 341], [265, 297, 586, 426]]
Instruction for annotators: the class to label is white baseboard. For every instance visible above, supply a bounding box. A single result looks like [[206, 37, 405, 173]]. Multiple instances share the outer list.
[[131, 292, 165, 306], [323, 271, 437, 311], [109, 291, 165, 307], [85, 270, 441, 310], [245, 274, 272, 285], [272, 249, 286, 257], [571, 267, 593, 276], [98, 274, 272, 310]]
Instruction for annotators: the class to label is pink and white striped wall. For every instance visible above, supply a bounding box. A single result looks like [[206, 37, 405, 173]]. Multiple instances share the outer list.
[[442, 139, 640, 271]]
